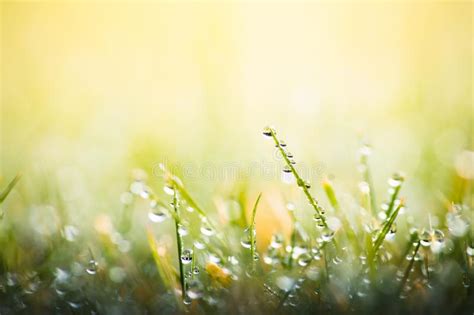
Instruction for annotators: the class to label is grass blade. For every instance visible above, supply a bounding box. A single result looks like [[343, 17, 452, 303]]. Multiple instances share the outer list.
[[370, 200, 404, 262], [0, 174, 21, 204], [250, 193, 262, 266], [172, 189, 186, 300]]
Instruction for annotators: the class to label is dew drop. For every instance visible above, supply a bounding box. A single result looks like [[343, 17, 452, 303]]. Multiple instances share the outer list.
[[181, 249, 193, 265], [385, 224, 397, 241], [262, 126, 275, 138], [228, 256, 239, 265], [263, 255, 274, 265], [420, 230, 431, 247], [86, 260, 98, 275], [178, 225, 189, 236], [321, 228, 335, 242], [163, 185, 175, 196], [194, 239, 206, 250], [240, 227, 256, 249], [297, 253, 312, 267], [148, 210, 167, 223], [433, 229, 445, 243], [200, 225, 215, 236], [240, 236, 252, 249], [139, 188, 151, 199], [193, 266, 200, 275], [388, 173, 404, 188], [282, 165, 292, 173], [332, 256, 343, 265], [466, 246, 474, 256], [270, 234, 284, 249]]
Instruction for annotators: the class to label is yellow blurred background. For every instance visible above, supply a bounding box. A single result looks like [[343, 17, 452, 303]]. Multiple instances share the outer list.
[[1, 2, 472, 223]]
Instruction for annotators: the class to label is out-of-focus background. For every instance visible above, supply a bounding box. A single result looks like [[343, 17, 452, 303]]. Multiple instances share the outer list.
[[1, 2, 472, 232]]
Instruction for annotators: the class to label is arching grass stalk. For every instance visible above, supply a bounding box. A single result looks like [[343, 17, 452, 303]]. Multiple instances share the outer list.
[[249, 193, 262, 268], [159, 163, 228, 250], [370, 200, 405, 262], [0, 173, 21, 204], [264, 128, 328, 228], [172, 189, 186, 300]]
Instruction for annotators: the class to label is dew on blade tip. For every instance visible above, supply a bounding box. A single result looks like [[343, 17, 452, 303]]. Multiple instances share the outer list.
[[262, 126, 275, 138], [388, 172, 404, 188]]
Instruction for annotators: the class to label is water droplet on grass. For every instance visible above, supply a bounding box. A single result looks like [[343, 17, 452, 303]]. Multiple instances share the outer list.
[[298, 253, 312, 266], [332, 256, 343, 264], [240, 227, 256, 249], [86, 260, 98, 275], [181, 249, 193, 265], [262, 126, 275, 138], [321, 228, 335, 242], [270, 234, 283, 249], [194, 239, 206, 249], [228, 256, 239, 265], [178, 225, 189, 236], [163, 185, 174, 196], [148, 210, 167, 223], [388, 173, 404, 188], [200, 224, 215, 236], [433, 229, 444, 243]]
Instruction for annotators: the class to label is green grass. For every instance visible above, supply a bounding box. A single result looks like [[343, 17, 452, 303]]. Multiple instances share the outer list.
[[0, 127, 472, 314]]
